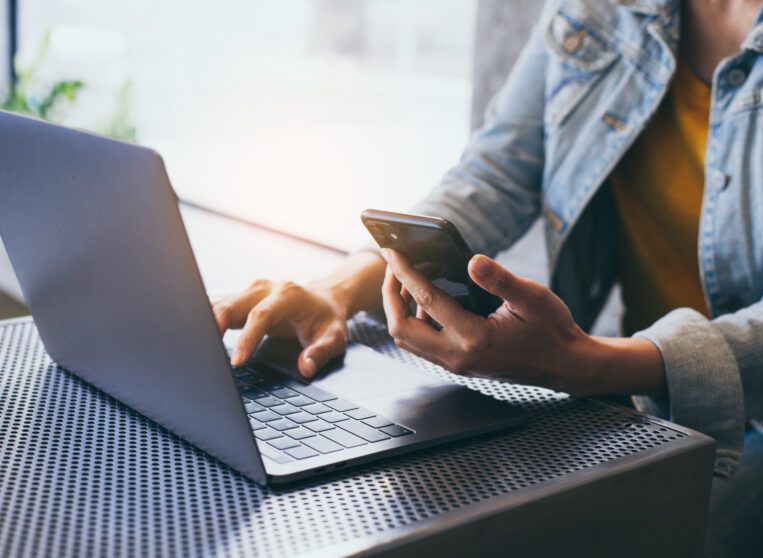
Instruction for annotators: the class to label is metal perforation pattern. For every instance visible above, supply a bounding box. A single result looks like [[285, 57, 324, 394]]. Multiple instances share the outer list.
[[0, 316, 687, 557]]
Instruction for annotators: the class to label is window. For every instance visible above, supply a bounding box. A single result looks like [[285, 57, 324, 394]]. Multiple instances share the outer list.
[[17, 0, 476, 250]]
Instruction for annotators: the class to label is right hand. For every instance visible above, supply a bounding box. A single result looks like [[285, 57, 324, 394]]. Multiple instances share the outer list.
[[212, 279, 350, 379]]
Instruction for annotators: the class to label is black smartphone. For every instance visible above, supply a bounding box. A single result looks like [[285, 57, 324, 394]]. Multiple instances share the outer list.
[[361, 209, 502, 317]]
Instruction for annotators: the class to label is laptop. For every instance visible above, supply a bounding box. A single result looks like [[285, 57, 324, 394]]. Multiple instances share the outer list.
[[0, 111, 524, 485]]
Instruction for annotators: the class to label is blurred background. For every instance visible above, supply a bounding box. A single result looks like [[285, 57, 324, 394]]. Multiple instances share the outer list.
[[4, 1, 610, 331], [6, 0, 479, 248]]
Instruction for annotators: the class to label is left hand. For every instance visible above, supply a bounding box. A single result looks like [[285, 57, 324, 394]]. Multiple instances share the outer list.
[[381, 249, 663, 397]]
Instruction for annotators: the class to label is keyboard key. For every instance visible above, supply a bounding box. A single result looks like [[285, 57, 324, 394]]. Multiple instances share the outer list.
[[268, 386, 299, 399], [256, 396, 285, 408], [271, 403, 300, 416], [258, 443, 294, 464], [325, 399, 358, 412], [285, 446, 319, 460], [252, 410, 280, 423], [380, 424, 414, 437], [302, 403, 332, 415], [245, 401, 265, 414], [248, 418, 266, 431], [243, 364, 263, 375], [268, 437, 300, 450], [321, 411, 349, 424], [305, 419, 335, 433], [338, 420, 390, 442], [241, 388, 267, 400], [269, 418, 299, 432], [285, 427, 317, 440], [282, 380, 337, 402], [323, 428, 366, 448], [362, 416, 393, 428], [345, 408, 375, 420], [287, 395, 314, 407], [254, 428, 283, 441], [289, 412, 318, 425], [302, 436, 343, 454]]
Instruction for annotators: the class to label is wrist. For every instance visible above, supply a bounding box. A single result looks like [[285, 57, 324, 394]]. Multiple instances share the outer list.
[[579, 336, 667, 397], [307, 250, 386, 320]]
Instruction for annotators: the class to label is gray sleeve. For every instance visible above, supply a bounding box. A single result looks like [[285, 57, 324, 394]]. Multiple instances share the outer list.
[[632, 300, 763, 478]]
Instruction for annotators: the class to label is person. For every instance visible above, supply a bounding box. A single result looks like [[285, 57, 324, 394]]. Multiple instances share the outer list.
[[213, 0, 763, 554]]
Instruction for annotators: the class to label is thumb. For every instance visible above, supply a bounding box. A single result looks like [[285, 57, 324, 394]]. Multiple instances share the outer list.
[[297, 326, 347, 379], [468, 255, 528, 305]]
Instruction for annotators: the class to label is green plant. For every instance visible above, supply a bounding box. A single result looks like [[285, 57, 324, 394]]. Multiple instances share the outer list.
[[2, 29, 137, 141], [1, 31, 84, 121], [99, 81, 137, 141]]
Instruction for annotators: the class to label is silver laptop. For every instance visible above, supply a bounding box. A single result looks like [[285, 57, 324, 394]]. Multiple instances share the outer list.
[[0, 111, 524, 485]]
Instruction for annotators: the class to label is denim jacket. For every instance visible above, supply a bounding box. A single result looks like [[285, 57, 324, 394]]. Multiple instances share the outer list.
[[412, 0, 763, 477]]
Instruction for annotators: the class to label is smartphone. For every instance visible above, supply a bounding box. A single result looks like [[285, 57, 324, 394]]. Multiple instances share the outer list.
[[361, 209, 502, 317]]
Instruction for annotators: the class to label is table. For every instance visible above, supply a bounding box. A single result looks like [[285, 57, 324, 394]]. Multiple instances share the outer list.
[[0, 313, 714, 557]]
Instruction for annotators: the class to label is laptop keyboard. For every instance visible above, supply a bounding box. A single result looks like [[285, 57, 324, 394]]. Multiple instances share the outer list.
[[233, 364, 414, 465]]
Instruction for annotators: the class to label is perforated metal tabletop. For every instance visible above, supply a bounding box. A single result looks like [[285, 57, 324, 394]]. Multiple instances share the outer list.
[[0, 315, 714, 557]]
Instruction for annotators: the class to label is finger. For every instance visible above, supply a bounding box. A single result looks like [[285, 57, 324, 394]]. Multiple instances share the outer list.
[[415, 305, 432, 324], [399, 286, 414, 316], [231, 284, 303, 366], [297, 324, 347, 379], [468, 255, 535, 313], [382, 265, 409, 325], [212, 280, 273, 334], [383, 248, 476, 330], [383, 268, 449, 354]]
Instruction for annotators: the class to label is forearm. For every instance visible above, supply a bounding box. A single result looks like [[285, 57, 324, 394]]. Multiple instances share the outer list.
[[307, 250, 387, 319]]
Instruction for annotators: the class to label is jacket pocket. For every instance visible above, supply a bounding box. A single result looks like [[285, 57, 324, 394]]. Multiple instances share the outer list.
[[544, 10, 618, 126]]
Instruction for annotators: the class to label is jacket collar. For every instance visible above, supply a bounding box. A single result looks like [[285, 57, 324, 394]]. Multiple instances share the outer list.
[[610, 0, 678, 15]]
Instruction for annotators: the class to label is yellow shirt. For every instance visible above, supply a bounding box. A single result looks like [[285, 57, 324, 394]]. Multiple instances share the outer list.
[[610, 59, 712, 335]]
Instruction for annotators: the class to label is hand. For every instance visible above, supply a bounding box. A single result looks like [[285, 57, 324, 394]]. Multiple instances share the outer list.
[[213, 279, 349, 379], [381, 249, 665, 397]]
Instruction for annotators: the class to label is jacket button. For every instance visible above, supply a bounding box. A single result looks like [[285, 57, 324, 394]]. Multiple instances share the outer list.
[[562, 30, 587, 53], [709, 169, 728, 190], [727, 68, 747, 87]]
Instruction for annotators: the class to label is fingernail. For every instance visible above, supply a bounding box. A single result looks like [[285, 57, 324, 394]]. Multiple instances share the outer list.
[[231, 349, 244, 367], [303, 356, 317, 378], [471, 255, 490, 279]]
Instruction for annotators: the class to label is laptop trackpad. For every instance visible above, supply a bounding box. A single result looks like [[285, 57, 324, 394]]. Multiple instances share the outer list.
[[252, 338, 442, 401]]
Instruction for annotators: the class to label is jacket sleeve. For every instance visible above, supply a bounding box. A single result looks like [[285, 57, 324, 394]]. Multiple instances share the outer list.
[[410, 2, 557, 257], [633, 300, 763, 478]]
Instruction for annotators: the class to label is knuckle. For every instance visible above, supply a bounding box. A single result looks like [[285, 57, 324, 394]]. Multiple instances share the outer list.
[[411, 285, 434, 309], [525, 283, 546, 304], [332, 327, 348, 347], [278, 280, 304, 299], [387, 319, 403, 340], [248, 306, 270, 322], [214, 302, 233, 318], [462, 336, 486, 354], [250, 278, 272, 291], [492, 272, 511, 293]]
